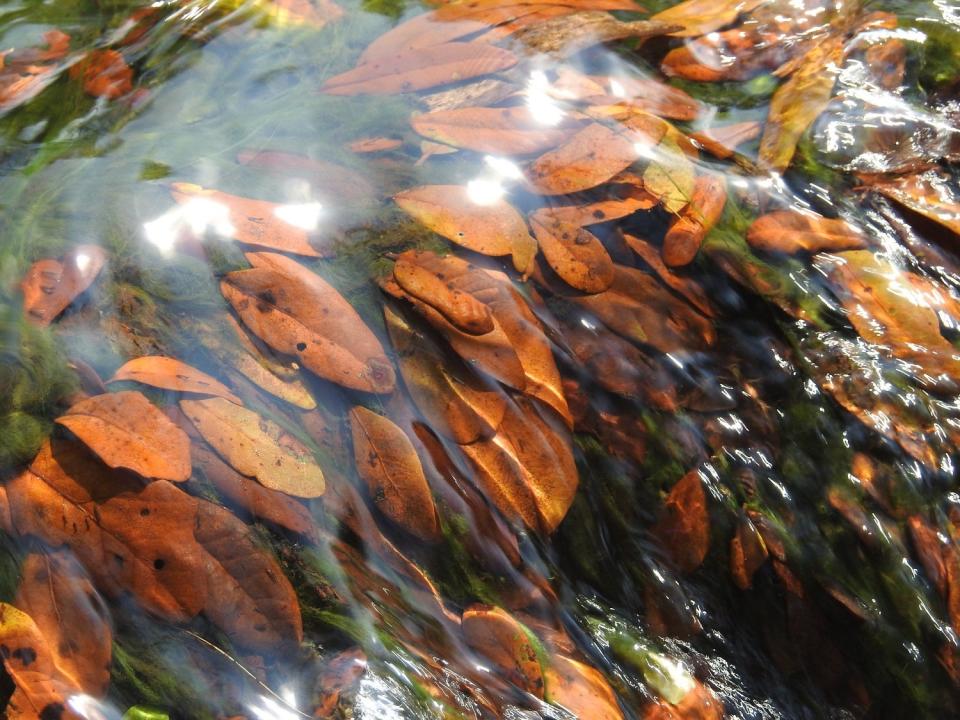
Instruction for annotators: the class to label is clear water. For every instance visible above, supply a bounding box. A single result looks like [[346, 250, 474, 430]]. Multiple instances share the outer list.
[[1, 0, 959, 718]]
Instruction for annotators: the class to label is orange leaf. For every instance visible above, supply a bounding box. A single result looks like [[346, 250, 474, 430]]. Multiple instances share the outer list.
[[653, 469, 710, 574], [359, 13, 489, 64], [730, 512, 769, 589], [651, 0, 764, 37], [536, 191, 656, 227], [546, 654, 623, 720], [347, 136, 403, 153], [690, 121, 760, 159], [529, 208, 615, 293], [461, 605, 545, 696], [747, 210, 866, 254], [170, 183, 324, 257], [349, 406, 441, 542], [20, 244, 107, 326], [222, 252, 395, 393], [622, 233, 715, 317], [55, 391, 191, 482], [181, 397, 325, 498], [14, 551, 112, 697], [394, 184, 537, 274], [108, 355, 242, 404], [321, 42, 516, 95], [393, 253, 495, 334], [75, 49, 132, 99], [871, 171, 960, 240], [8, 439, 303, 652], [411, 105, 581, 155], [662, 174, 726, 267], [527, 122, 638, 195]]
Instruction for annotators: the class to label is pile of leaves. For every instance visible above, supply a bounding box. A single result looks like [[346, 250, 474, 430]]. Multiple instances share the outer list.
[[1, 0, 960, 718]]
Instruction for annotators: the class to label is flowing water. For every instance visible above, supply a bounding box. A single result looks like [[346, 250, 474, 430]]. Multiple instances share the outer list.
[[1, 0, 960, 718]]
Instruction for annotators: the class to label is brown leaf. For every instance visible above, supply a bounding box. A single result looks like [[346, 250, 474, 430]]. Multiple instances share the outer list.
[[72, 49, 132, 98], [0, 603, 82, 720], [385, 304, 507, 444], [359, 13, 489, 64], [527, 122, 638, 195], [321, 42, 516, 95], [536, 189, 657, 227], [461, 398, 578, 534], [108, 355, 242, 404], [587, 76, 700, 121], [0, 30, 70, 113], [181, 397, 325, 498], [662, 174, 726, 267], [747, 210, 866, 254], [192, 444, 319, 542], [15, 551, 112, 697], [508, 12, 676, 56], [394, 184, 537, 274], [222, 252, 395, 393], [349, 406, 441, 542], [170, 183, 324, 257], [315, 648, 367, 718], [8, 439, 303, 652], [653, 469, 710, 574], [393, 254, 494, 334], [651, 0, 764, 37], [690, 121, 761, 159], [622, 233, 714, 317], [55, 391, 191, 482], [411, 105, 581, 155], [730, 512, 769, 589], [461, 605, 545, 697], [759, 37, 843, 172], [529, 208, 615, 293], [571, 265, 715, 353], [871, 171, 960, 240], [642, 681, 724, 720], [545, 654, 623, 720], [641, 133, 696, 214], [20, 244, 107, 326]]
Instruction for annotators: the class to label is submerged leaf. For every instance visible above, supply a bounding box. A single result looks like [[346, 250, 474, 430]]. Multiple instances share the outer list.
[[181, 397, 325, 498], [662, 175, 726, 266], [871, 171, 960, 240], [72, 49, 132, 99], [527, 123, 638, 195], [321, 42, 517, 95], [394, 185, 536, 273], [8, 439, 303, 651], [394, 253, 495, 335], [20, 244, 107, 326], [461, 605, 544, 696], [509, 12, 677, 55], [349, 406, 440, 542], [546, 654, 624, 720], [170, 183, 324, 257], [108, 356, 242, 404], [653, 469, 710, 574], [641, 134, 696, 214], [690, 121, 761, 159], [411, 105, 580, 155], [747, 210, 866, 254], [55, 391, 191, 482], [529, 209, 615, 293], [221, 252, 395, 393], [651, 0, 764, 37]]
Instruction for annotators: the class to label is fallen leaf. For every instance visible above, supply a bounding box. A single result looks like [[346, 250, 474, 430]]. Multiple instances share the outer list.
[[0, 602, 82, 720], [349, 406, 440, 542], [546, 654, 624, 720], [393, 253, 495, 334], [8, 439, 303, 652], [747, 209, 866, 254], [321, 42, 516, 95], [537, 190, 656, 227], [622, 233, 715, 317], [347, 136, 403, 153], [222, 252, 395, 393], [0, 30, 70, 113], [642, 680, 724, 720], [529, 209, 615, 292], [20, 244, 107, 326], [170, 183, 324, 257], [588, 75, 701, 121], [15, 551, 112, 697], [420, 77, 520, 112], [641, 134, 696, 214], [461, 398, 577, 534], [385, 304, 507, 444], [359, 13, 489, 64], [651, 0, 764, 37], [394, 184, 536, 273], [572, 265, 715, 352], [461, 605, 545, 696], [730, 512, 769, 589], [416, 140, 459, 164], [236, 150, 375, 203], [690, 121, 761, 159], [759, 37, 843, 172], [527, 123, 638, 195], [182, 397, 325, 498], [662, 174, 726, 267], [192, 444, 319, 542], [411, 105, 580, 155], [315, 648, 367, 718], [108, 356, 242, 404], [55, 391, 191, 482], [871, 171, 960, 240], [653, 469, 710, 574], [509, 12, 676, 55], [73, 49, 132, 98]]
